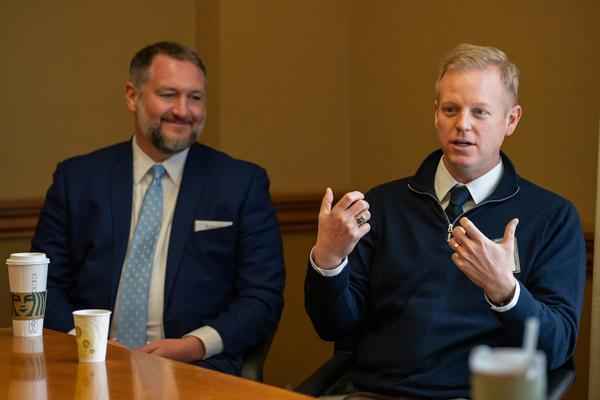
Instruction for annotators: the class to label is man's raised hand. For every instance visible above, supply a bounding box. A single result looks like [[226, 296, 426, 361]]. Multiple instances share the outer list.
[[312, 188, 371, 269]]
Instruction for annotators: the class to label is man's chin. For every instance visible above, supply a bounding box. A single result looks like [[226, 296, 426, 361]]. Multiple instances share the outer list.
[[443, 152, 474, 168], [156, 133, 199, 155]]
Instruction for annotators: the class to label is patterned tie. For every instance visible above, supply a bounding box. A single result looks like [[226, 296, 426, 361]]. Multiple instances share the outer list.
[[117, 164, 166, 348], [445, 185, 471, 222]]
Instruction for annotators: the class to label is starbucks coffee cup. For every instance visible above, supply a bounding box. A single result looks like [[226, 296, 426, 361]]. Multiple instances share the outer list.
[[6, 252, 49, 337]]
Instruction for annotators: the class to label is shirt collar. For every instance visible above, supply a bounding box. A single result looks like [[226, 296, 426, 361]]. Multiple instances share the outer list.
[[132, 136, 189, 186], [434, 155, 504, 205]]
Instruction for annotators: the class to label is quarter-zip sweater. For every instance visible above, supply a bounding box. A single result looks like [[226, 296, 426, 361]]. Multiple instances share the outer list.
[[305, 150, 586, 399]]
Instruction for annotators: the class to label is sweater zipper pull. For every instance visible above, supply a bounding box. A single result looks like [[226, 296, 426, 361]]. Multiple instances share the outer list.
[[447, 223, 453, 241]]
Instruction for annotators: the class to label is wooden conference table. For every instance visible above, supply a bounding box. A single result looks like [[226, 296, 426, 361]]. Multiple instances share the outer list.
[[0, 328, 313, 399]]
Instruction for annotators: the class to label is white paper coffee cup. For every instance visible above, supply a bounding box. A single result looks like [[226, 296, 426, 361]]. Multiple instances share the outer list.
[[73, 309, 111, 363], [470, 346, 546, 400], [6, 252, 49, 337]]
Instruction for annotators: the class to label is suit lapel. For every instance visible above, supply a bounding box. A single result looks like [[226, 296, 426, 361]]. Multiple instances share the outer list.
[[164, 143, 210, 310], [109, 142, 134, 308]]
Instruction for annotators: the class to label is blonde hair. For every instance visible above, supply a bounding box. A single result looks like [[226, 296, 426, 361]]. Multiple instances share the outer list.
[[435, 43, 519, 105]]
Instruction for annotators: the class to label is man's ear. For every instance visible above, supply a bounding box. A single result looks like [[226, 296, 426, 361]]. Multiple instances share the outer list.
[[433, 100, 439, 127], [125, 82, 138, 112], [505, 104, 522, 137]]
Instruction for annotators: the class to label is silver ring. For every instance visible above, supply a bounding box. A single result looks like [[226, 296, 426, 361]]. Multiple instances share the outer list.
[[356, 214, 367, 225]]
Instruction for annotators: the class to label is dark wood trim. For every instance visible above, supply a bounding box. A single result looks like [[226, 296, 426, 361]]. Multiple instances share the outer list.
[[586, 231, 594, 275], [0, 196, 320, 238], [272, 194, 320, 232], [0, 196, 594, 274], [0, 199, 43, 239]]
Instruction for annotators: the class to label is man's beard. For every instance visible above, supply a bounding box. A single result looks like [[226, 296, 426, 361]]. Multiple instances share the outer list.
[[137, 101, 204, 156]]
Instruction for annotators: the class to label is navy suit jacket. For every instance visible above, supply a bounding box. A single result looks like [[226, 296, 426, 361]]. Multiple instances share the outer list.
[[32, 141, 285, 375]]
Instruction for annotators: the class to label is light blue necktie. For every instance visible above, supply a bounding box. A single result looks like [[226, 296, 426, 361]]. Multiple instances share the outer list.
[[117, 164, 166, 348]]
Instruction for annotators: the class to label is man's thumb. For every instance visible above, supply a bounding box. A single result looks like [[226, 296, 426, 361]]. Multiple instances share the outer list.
[[320, 187, 334, 214], [503, 218, 519, 246]]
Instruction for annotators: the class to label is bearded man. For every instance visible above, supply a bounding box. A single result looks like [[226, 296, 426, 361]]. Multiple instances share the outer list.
[[32, 41, 285, 375]]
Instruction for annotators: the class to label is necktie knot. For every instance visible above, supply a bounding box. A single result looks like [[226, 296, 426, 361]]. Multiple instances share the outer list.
[[445, 185, 471, 222], [151, 164, 166, 181], [449, 185, 471, 208]]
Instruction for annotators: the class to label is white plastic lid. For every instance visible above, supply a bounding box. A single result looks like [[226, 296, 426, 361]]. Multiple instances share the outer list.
[[6, 252, 50, 265]]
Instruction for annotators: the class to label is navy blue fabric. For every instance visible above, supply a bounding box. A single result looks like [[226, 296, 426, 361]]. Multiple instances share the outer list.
[[305, 150, 586, 399], [32, 141, 285, 376]]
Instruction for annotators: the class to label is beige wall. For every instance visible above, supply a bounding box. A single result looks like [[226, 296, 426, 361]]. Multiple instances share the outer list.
[[0, 1, 195, 200], [1, 0, 599, 395], [196, 0, 352, 194]]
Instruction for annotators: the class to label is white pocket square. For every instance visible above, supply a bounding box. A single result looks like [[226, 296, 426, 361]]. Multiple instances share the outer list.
[[194, 220, 233, 232]]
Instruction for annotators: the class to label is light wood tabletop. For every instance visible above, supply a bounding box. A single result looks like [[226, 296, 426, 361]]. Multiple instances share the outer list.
[[0, 328, 314, 400]]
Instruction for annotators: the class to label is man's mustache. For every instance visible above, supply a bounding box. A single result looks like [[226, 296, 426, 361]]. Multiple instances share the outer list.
[[161, 114, 195, 125]]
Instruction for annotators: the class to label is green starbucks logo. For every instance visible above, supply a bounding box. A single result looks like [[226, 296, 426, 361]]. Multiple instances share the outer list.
[[10, 291, 47, 320]]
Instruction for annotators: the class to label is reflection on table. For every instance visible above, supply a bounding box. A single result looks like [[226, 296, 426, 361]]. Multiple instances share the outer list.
[[0, 328, 313, 400]]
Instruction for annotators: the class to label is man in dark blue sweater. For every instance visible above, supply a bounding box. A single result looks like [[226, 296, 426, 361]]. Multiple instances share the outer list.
[[305, 43, 586, 399]]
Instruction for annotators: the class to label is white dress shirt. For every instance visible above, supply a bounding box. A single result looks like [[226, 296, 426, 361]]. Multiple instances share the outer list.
[[109, 136, 223, 357], [310, 155, 519, 312]]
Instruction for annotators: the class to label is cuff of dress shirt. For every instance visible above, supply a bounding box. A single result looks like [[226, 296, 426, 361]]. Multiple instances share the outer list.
[[184, 325, 224, 359], [309, 246, 348, 277], [68, 328, 76, 335], [484, 277, 520, 312]]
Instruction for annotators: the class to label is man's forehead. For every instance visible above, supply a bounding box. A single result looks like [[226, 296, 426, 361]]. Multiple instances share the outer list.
[[438, 66, 509, 101], [440, 65, 503, 85], [148, 55, 206, 83]]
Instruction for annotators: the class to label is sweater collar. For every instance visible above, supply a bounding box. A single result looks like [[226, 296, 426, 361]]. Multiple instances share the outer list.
[[409, 149, 520, 202]]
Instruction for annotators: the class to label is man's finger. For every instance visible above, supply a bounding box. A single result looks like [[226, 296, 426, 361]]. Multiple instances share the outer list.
[[450, 225, 475, 249], [458, 217, 486, 241], [502, 218, 519, 246], [319, 187, 334, 215], [138, 342, 158, 353], [357, 222, 371, 237], [347, 199, 370, 218], [149, 347, 163, 355], [359, 210, 372, 223], [447, 237, 462, 252], [335, 191, 365, 211]]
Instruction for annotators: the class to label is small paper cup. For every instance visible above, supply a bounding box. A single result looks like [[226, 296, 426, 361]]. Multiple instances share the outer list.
[[73, 309, 112, 363]]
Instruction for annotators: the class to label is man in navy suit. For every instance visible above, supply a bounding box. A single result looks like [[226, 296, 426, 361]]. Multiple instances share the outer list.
[[31, 41, 285, 375]]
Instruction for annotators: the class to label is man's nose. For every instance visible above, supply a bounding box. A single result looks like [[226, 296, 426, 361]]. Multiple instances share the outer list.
[[456, 111, 472, 132], [171, 96, 190, 118]]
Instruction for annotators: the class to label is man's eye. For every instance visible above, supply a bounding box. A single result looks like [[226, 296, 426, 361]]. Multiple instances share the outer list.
[[472, 108, 489, 118], [160, 93, 176, 98], [442, 107, 457, 115], [189, 94, 204, 101]]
